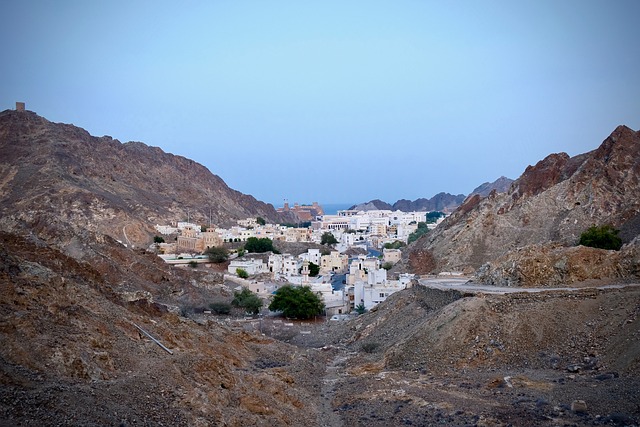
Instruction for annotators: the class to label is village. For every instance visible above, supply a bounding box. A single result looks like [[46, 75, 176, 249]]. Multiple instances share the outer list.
[[152, 203, 446, 317]]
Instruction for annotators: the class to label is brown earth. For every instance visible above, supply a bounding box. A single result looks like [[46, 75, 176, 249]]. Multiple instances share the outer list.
[[2, 229, 639, 426]]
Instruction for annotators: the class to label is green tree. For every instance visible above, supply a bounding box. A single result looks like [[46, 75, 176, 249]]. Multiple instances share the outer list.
[[354, 303, 367, 315], [426, 211, 445, 223], [579, 225, 622, 250], [232, 287, 262, 315], [244, 237, 275, 253], [381, 262, 394, 271], [300, 261, 320, 277], [236, 268, 249, 279], [256, 217, 266, 226], [153, 236, 165, 244], [321, 232, 338, 245], [205, 246, 229, 263], [268, 285, 325, 319], [384, 240, 405, 250]]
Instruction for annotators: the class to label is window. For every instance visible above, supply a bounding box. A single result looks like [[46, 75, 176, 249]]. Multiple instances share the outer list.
[[379, 293, 385, 298]]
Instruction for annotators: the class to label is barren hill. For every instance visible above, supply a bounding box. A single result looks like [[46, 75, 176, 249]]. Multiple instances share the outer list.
[[0, 109, 292, 248], [350, 192, 466, 213], [407, 125, 640, 282]]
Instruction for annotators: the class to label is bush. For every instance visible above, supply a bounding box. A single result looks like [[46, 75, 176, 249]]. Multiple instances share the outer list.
[[188, 260, 198, 268], [236, 268, 249, 279], [360, 342, 380, 353], [206, 246, 229, 263], [381, 262, 394, 271], [383, 241, 405, 250], [408, 222, 430, 244], [209, 302, 232, 315], [268, 285, 325, 319], [354, 303, 367, 315], [232, 287, 262, 314], [153, 235, 165, 244], [579, 225, 622, 250]]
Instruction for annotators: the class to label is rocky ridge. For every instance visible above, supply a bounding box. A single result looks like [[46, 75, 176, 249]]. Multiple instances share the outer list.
[[0, 109, 294, 249], [407, 125, 640, 285]]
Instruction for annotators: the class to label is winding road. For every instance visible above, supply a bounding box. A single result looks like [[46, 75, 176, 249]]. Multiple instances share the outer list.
[[418, 277, 640, 294]]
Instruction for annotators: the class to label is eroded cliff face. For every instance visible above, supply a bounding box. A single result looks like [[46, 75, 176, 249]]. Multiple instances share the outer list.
[[0, 109, 290, 248], [410, 125, 640, 282]]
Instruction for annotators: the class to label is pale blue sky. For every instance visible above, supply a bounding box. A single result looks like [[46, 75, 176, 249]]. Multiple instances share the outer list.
[[2, 1, 639, 206]]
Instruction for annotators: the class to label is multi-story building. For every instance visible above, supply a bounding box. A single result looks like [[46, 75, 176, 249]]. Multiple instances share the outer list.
[[320, 250, 349, 274]]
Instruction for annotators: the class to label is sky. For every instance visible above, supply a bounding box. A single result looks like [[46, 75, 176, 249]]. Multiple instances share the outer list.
[[2, 1, 639, 206]]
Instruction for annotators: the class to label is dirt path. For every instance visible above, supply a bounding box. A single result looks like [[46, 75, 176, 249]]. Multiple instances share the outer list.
[[317, 350, 350, 427]]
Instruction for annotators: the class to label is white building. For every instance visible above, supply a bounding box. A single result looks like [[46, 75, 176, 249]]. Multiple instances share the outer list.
[[268, 253, 302, 278], [228, 258, 267, 275]]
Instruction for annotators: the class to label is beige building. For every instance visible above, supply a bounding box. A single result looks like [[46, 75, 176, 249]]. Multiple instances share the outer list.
[[383, 248, 402, 264], [320, 250, 348, 274], [176, 226, 222, 253]]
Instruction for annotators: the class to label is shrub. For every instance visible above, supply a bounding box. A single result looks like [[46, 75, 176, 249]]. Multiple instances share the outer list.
[[381, 262, 394, 271], [209, 302, 232, 315], [153, 235, 165, 244], [360, 342, 380, 353], [408, 222, 430, 244], [188, 260, 198, 268], [232, 287, 262, 315], [383, 241, 405, 250], [579, 225, 622, 250], [236, 268, 249, 279]]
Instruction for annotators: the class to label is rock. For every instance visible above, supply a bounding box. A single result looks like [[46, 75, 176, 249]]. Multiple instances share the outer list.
[[571, 400, 588, 413]]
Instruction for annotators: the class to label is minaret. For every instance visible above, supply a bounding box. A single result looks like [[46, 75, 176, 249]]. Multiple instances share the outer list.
[[301, 260, 310, 284]]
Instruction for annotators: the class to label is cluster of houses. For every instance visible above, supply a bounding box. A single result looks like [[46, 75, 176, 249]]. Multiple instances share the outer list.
[[153, 207, 445, 315], [226, 248, 415, 315], [154, 208, 443, 255]]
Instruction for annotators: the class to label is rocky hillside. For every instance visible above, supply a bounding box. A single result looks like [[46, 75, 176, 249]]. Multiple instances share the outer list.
[[469, 175, 514, 197], [0, 109, 293, 248], [0, 230, 325, 426], [407, 125, 640, 282]]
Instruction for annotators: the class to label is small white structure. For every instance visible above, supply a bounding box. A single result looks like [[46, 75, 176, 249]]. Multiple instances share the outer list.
[[228, 258, 267, 275]]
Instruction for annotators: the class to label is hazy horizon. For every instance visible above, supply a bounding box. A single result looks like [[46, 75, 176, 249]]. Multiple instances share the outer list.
[[2, 1, 639, 203]]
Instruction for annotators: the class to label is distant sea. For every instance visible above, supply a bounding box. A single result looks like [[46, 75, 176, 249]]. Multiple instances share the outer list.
[[322, 203, 353, 215]]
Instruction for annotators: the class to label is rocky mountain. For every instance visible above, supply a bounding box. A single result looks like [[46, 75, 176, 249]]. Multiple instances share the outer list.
[[407, 125, 640, 284], [350, 192, 466, 213], [348, 199, 394, 211], [0, 109, 293, 248], [1, 108, 639, 425], [393, 192, 467, 213], [469, 175, 514, 197]]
